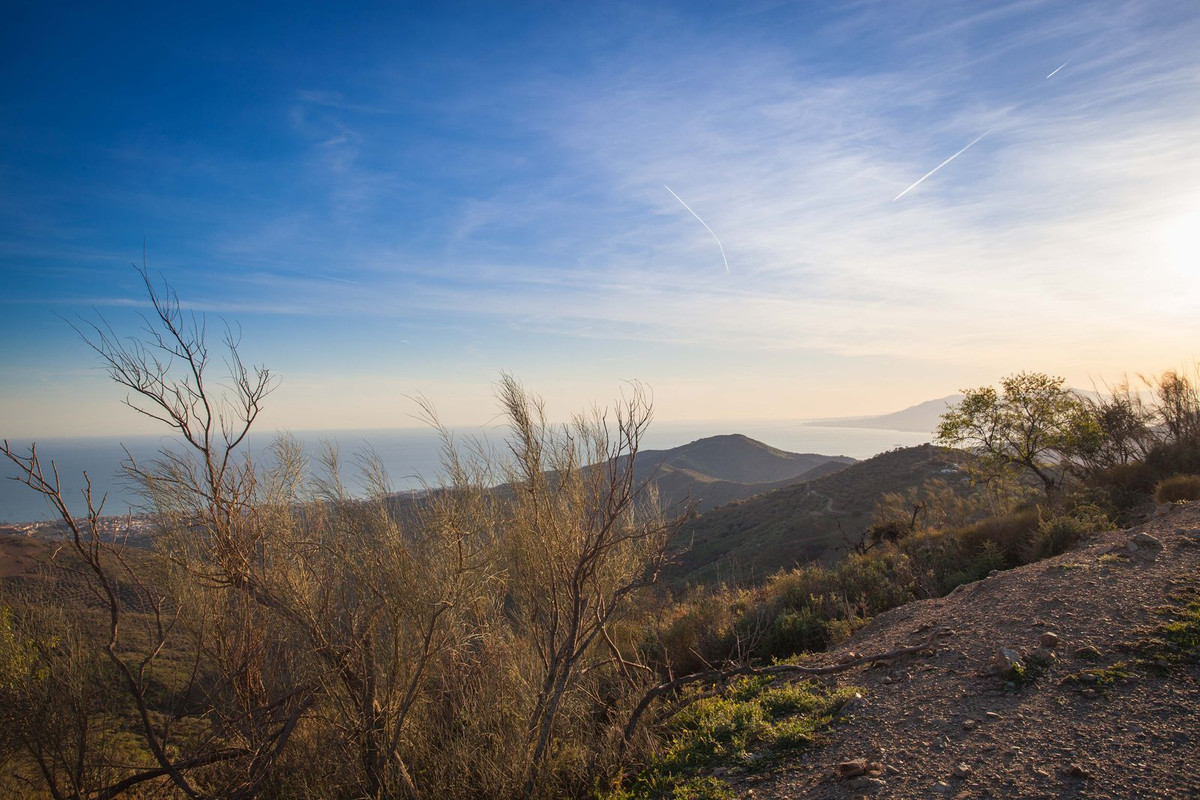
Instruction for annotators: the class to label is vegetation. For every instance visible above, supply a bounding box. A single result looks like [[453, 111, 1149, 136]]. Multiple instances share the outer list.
[[1, 272, 680, 799], [602, 677, 856, 800], [2, 271, 1199, 798], [935, 372, 1092, 495], [1155, 474, 1200, 503]]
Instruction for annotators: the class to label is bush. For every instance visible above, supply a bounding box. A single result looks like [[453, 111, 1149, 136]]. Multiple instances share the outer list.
[[1155, 474, 1200, 503], [955, 509, 1040, 566], [1028, 504, 1112, 561]]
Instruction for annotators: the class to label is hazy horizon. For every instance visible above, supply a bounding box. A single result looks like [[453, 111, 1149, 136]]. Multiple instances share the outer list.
[[3, 1, 1198, 439]]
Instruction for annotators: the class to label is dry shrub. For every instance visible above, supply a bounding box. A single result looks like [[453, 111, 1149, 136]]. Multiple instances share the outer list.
[[1155, 474, 1200, 504], [954, 508, 1039, 565]]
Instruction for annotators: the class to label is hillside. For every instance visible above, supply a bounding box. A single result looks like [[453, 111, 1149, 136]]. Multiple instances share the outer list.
[[714, 503, 1200, 798], [629, 434, 856, 513], [665, 444, 974, 585]]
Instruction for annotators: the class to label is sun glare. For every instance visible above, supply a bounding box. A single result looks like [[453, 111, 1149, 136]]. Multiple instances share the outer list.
[[1161, 203, 1200, 273]]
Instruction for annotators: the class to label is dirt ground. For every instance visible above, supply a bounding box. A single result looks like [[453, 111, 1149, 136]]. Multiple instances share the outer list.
[[733, 503, 1200, 799]]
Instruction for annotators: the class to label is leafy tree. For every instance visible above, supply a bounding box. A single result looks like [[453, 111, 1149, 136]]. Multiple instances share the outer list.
[[936, 372, 1093, 496]]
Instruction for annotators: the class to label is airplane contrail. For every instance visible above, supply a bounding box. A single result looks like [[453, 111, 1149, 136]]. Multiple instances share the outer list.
[[892, 130, 991, 202], [1046, 60, 1070, 79], [664, 185, 729, 274]]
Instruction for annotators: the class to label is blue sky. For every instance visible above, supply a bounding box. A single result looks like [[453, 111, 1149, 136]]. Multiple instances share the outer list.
[[2, 0, 1199, 437]]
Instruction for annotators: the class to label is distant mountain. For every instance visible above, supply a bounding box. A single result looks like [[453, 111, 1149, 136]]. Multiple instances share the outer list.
[[665, 443, 975, 586], [803, 395, 963, 435], [634, 434, 854, 485], [628, 434, 856, 512]]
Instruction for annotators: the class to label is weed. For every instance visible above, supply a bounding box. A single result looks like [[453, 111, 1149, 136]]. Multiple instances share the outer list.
[[1062, 661, 1135, 694], [604, 677, 857, 799]]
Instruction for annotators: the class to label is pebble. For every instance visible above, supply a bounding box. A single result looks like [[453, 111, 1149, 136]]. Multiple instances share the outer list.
[[953, 763, 973, 779], [963, 719, 977, 731], [985, 711, 1002, 719], [932, 781, 951, 794], [1040, 631, 1060, 649]]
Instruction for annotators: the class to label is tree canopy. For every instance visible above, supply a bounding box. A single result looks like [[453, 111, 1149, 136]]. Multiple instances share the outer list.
[[936, 372, 1092, 495]]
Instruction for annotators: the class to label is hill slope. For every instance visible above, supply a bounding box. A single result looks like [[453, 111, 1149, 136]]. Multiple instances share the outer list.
[[729, 503, 1200, 798], [630, 434, 855, 513], [666, 443, 972, 585], [635, 434, 853, 485]]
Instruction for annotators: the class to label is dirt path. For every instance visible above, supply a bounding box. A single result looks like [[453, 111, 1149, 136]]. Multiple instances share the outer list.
[[729, 503, 1200, 799]]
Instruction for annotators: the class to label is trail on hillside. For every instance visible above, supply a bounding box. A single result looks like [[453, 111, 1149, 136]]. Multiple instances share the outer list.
[[723, 504, 1200, 799]]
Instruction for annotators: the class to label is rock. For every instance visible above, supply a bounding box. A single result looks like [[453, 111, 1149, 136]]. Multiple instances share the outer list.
[[985, 711, 1002, 719], [839, 651, 861, 664], [1040, 631, 1060, 649], [1081, 688, 1098, 698], [840, 692, 865, 713], [953, 763, 973, 779], [932, 781, 951, 793], [1074, 645, 1102, 660], [990, 648, 1023, 675], [1030, 647, 1056, 664], [962, 719, 977, 731], [836, 759, 868, 779], [1065, 764, 1092, 779], [1127, 532, 1163, 551]]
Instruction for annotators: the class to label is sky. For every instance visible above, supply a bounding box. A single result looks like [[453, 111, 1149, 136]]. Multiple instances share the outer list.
[[2, 0, 1199, 438]]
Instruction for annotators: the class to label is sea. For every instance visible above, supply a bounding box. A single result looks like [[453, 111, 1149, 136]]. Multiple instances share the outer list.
[[0, 421, 931, 524]]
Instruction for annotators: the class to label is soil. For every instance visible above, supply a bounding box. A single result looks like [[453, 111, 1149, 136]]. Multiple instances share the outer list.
[[732, 502, 1200, 799]]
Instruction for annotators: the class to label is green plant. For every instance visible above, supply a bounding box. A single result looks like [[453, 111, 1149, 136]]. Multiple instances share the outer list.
[[1062, 661, 1135, 693], [605, 677, 855, 799], [936, 372, 1093, 496]]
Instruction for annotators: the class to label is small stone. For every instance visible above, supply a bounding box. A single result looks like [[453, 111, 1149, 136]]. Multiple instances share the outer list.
[[932, 781, 951, 794], [962, 719, 977, 731], [1030, 647, 1056, 664], [841, 693, 866, 714], [1081, 688, 1098, 698], [837, 759, 868, 779], [990, 648, 1023, 675], [985, 711, 1002, 719], [1065, 764, 1092, 779], [1127, 532, 1163, 552], [1040, 631, 1060, 649], [953, 763, 973, 779]]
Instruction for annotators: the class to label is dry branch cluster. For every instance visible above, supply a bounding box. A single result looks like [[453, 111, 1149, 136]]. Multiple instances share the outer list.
[[0, 273, 680, 799]]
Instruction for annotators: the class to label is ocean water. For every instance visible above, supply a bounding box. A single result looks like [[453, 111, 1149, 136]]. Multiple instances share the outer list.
[[0, 422, 930, 524]]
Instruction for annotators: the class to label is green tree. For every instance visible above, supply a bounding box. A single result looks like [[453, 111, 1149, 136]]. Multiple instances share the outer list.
[[936, 372, 1092, 496]]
